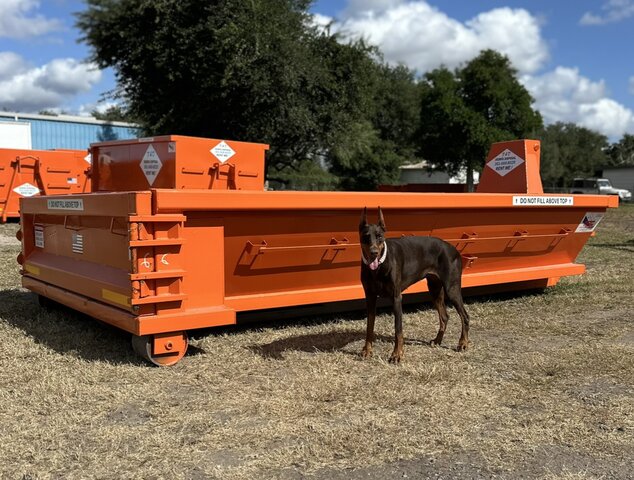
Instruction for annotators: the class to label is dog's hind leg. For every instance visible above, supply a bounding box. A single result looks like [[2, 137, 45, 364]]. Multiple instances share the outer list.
[[443, 272, 470, 351], [428, 275, 449, 346], [361, 293, 377, 358], [389, 293, 404, 363]]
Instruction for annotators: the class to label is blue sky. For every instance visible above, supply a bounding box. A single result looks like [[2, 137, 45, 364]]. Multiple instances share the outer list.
[[1, 0, 633, 140]]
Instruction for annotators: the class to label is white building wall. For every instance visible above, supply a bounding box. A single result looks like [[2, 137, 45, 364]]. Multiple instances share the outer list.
[[603, 167, 634, 193], [0, 121, 31, 149]]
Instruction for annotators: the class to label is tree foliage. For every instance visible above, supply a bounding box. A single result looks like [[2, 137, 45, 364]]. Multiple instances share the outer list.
[[91, 105, 130, 122], [77, 0, 410, 189], [537, 122, 609, 188], [417, 50, 543, 189], [327, 63, 420, 190], [605, 134, 634, 167]]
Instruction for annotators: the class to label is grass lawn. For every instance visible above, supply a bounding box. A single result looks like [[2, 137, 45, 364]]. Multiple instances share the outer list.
[[0, 204, 632, 479]]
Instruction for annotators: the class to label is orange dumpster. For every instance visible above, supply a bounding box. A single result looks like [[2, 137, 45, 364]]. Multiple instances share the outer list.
[[0, 148, 90, 222], [17, 136, 618, 365]]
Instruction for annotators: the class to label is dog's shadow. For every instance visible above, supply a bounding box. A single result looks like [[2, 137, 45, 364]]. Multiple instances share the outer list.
[[247, 320, 439, 360], [247, 330, 391, 360]]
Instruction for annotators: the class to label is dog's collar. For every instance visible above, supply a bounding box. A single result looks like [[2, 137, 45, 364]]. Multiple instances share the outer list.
[[361, 242, 388, 267]]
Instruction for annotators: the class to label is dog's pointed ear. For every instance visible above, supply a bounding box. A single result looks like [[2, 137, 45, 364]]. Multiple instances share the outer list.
[[377, 206, 386, 230], [359, 207, 368, 231]]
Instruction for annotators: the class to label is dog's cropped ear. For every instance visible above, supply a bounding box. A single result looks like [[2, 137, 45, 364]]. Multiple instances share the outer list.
[[377, 206, 386, 230], [359, 207, 368, 231]]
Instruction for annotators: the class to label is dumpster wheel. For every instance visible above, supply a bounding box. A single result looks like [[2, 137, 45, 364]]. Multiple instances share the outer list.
[[131, 332, 188, 367]]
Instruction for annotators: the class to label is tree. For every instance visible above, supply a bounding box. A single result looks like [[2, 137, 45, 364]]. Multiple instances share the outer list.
[[417, 50, 543, 190], [606, 134, 634, 167], [76, 0, 390, 188], [91, 105, 130, 123], [327, 62, 421, 190], [537, 122, 609, 187]]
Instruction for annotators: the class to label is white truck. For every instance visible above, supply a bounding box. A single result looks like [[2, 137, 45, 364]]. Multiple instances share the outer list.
[[570, 178, 632, 202]]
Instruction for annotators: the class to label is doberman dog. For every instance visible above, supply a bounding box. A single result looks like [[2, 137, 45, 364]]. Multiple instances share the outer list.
[[359, 207, 470, 363]]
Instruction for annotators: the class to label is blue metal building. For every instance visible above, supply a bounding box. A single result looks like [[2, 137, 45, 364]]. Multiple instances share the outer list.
[[0, 111, 141, 150]]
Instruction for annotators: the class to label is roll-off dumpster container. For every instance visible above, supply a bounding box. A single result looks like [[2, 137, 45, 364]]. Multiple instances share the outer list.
[[17, 136, 617, 365]]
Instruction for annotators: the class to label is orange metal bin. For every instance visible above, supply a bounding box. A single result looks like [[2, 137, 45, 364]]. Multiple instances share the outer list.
[[0, 148, 90, 222], [17, 136, 618, 365]]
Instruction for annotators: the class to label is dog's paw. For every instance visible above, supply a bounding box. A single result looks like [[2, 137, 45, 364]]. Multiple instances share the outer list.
[[360, 347, 373, 358], [456, 342, 469, 352], [430, 339, 442, 347], [388, 351, 402, 364]]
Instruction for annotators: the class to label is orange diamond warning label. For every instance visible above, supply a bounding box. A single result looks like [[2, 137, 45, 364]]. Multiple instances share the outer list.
[[13, 182, 40, 197], [140, 144, 162, 185], [210, 141, 236, 164], [487, 149, 524, 177]]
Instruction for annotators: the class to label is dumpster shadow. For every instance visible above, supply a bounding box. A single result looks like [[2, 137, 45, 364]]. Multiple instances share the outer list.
[[589, 238, 634, 253], [0, 288, 139, 365], [1, 285, 560, 365]]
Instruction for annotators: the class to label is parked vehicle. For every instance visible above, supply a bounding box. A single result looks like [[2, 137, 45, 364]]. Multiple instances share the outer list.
[[570, 178, 632, 201]]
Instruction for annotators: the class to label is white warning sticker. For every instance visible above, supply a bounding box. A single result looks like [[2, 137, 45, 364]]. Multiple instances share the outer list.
[[487, 149, 524, 177], [513, 196, 574, 206], [72, 233, 84, 254], [575, 212, 604, 233], [84, 153, 92, 164], [168, 142, 176, 153], [34, 224, 44, 248], [210, 141, 236, 164], [13, 182, 40, 197], [140, 144, 162, 185], [67, 177, 78, 184], [47, 199, 84, 210]]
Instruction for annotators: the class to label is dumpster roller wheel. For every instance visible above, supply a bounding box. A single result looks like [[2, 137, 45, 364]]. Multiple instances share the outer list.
[[131, 331, 188, 366]]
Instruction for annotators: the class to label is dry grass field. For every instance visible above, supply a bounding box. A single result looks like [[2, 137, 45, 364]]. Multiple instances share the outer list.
[[1, 205, 632, 479]]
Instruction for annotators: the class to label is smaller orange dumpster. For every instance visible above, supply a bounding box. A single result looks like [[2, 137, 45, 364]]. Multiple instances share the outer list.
[[90, 135, 268, 192], [0, 148, 90, 222]]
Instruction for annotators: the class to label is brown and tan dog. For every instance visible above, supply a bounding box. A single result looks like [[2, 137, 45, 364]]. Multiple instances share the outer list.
[[359, 207, 470, 362]]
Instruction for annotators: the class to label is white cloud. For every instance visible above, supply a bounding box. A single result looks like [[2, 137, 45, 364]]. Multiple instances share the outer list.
[[316, 1, 634, 138], [0, 52, 29, 80], [331, 2, 548, 74], [342, 0, 405, 18], [77, 101, 121, 118], [0, 53, 102, 112], [35, 59, 102, 95], [580, 0, 634, 25], [0, 0, 62, 38], [522, 67, 634, 138], [311, 13, 333, 30]]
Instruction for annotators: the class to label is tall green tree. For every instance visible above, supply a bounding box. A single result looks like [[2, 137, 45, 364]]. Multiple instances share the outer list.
[[537, 122, 609, 187], [417, 50, 543, 190], [76, 0, 393, 188], [327, 63, 421, 190], [606, 134, 634, 167]]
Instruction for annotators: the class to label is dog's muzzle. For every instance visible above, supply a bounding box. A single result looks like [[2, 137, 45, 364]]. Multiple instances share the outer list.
[[362, 243, 387, 270]]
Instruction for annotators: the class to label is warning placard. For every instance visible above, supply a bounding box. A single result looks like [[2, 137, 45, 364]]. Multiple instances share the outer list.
[[513, 196, 574, 206], [487, 149, 524, 177], [13, 183, 40, 197], [140, 144, 162, 185], [34, 225, 44, 248], [47, 199, 84, 210], [210, 141, 236, 164], [575, 212, 604, 233]]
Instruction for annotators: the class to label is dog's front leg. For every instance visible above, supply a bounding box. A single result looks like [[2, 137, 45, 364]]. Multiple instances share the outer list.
[[361, 294, 376, 358], [389, 293, 404, 363]]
